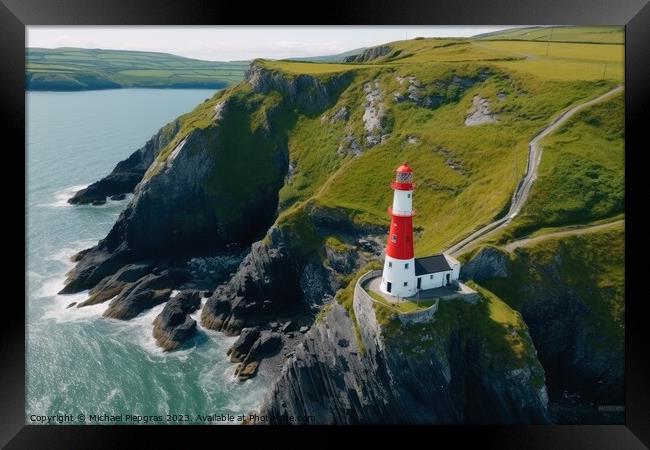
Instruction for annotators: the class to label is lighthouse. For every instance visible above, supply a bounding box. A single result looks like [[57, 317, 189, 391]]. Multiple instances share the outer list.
[[379, 162, 462, 299], [380, 162, 417, 298]]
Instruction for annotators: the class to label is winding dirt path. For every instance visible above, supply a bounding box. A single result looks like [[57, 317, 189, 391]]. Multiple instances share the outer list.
[[445, 85, 623, 257], [503, 219, 624, 252]]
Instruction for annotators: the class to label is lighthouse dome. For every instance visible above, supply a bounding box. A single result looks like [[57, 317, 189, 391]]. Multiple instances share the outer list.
[[394, 161, 414, 186], [396, 161, 413, 173]]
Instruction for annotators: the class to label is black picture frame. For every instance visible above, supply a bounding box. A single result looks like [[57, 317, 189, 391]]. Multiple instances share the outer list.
[[3, 0, 648, 447]]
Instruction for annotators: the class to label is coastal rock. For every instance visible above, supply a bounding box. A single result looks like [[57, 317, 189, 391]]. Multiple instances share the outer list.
[[462, 242, 624, 405], [324, 241, 356, 274], [329, 106, 349, 123], [104, 288, 172, 320], [235, 331, 283, 381], [68, 118, 181, 205], [110, 193, 126, 201], [200, 226, 319, 335], [152, 290, 202, 351], [337, 134, 362, 157], [259, 299, 549, 425], [392, 72, 489, 110], [227, 327, 261, 363], [62, 94, 287, 294], [103, 268, 188, 320], [77, 262, 155, 307]]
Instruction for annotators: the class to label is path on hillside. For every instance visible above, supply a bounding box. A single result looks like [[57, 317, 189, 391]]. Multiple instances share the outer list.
[[445, 84, 624, 257], [503, 219, 624, 252]]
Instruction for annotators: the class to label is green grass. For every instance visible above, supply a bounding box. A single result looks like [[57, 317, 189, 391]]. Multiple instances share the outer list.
[[367, 290, 437, 313], [478, 222, 625, 346], [475, 41, 623, 81], [475, 26, 624, 45], [377, 281, 542, 376], [498, 92, 624, 241], [26, 47, 249, 90], [324, 235, 349, 252], [260, 60, 360, 74]]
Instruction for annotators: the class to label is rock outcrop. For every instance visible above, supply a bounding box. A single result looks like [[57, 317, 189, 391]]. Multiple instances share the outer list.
[[465, 95, 498, 126], [460, 245, 509, 280], [103, 268, 189, 320], [152, 290, 202, 351], [200, 225, 336, 336], [344, 45, 393, 63], [362, 81, 390, 147], [259, 295, 550, 424], [246, 61, 354, 115], [68, 118, 181, 205], [463, 244, 624, 406], [393, 72, 489, 110], [233, 331, 283, 380]]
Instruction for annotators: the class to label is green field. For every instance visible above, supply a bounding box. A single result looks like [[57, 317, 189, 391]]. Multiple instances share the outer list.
[[474, 26, 624, 44], [26, 48, 250, 90]]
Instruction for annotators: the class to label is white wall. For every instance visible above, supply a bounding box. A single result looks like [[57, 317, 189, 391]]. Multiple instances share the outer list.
[[417, 270, 453, 290], [444, 253, 461, 281], [391, 189, 413, 215], [381, 254, 416, 298]]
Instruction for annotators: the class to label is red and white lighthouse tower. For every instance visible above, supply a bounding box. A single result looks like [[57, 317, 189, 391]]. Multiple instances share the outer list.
[[380, 162, 416, 298]]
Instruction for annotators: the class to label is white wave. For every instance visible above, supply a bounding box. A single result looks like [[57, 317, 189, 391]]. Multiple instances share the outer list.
[[39, 184, 133, 209], [46, 240, 97, 267], [40, 287, 110, 324], [43, 184, 88, 208]]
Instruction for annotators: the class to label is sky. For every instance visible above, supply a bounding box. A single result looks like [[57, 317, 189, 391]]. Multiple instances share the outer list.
[[26, 26, 519, 61]]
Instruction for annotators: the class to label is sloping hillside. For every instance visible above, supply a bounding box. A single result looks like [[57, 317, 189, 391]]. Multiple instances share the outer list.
[[26, 48, 249, 90]]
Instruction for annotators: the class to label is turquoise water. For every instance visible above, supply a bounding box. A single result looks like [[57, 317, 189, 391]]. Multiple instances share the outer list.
[[26, 89, 269, 424]]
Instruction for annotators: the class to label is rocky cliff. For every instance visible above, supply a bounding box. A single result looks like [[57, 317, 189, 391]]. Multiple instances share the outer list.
[[62, 62, 359, 365], [62, 61, 350, 294], [259, 284, 550, 424], [68, 118, 181, 205], [461, 235, 624, 406]]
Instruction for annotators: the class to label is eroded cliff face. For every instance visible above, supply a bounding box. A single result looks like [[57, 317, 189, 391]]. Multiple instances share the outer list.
[[461, 244, 624, 406], [68, 118, 181, 205], [260, 289, 550, 425], [200, 225, 337, 336], [246, 62, 354, 115], [61, 62, 354, 295], [60, 63, 361, 375]]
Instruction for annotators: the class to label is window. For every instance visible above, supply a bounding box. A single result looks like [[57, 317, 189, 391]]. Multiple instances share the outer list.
[[388, 262, 392, 268], [430, 275, 433, 279], [407, 193, 411, 198], [405, 263, 409, 269], [403, 282, 408, 287], [391, 234, 397, 243]]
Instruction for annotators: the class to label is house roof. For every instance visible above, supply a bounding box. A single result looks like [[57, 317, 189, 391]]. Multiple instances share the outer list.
[[414, 254, 451, 276]]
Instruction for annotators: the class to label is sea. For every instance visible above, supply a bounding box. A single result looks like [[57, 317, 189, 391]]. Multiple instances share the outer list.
[[26, 88, 270, 425]]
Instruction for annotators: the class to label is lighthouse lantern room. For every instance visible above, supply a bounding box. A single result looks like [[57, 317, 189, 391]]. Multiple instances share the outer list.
[[380, 162, 461, 298]]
